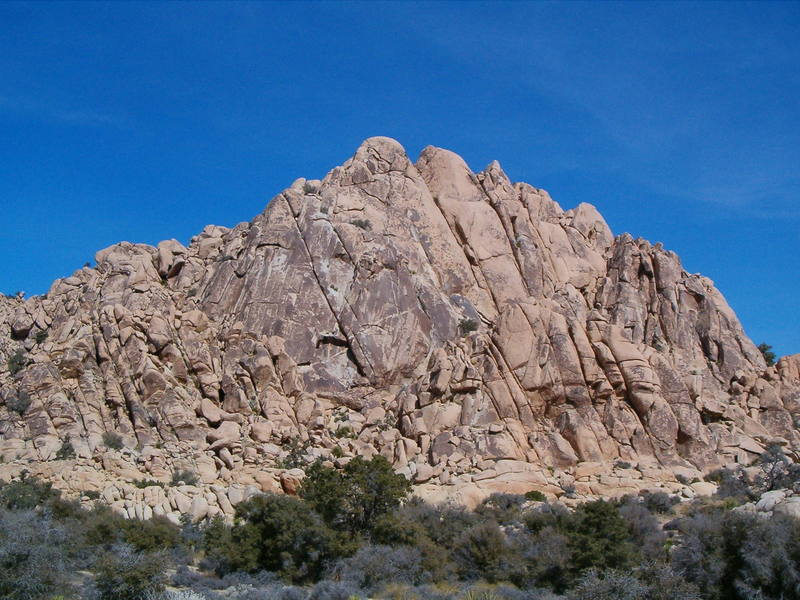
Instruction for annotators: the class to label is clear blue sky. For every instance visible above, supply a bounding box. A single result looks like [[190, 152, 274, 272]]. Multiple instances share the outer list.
[[1, 2, 798, 358]]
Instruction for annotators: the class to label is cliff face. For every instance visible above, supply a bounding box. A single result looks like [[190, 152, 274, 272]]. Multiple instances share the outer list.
[[2, 137, 799, 512]]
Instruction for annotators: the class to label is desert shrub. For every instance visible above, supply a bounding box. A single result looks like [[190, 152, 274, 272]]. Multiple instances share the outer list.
[[123, 515, 182, 553], [200, 514, 236, 574], [300, 455, 411, 535], [638, 490, 679, 514], [55, 438, 76, 460], [92, 544, 168, 600], [563, 565, 703, 600], [525, 490, 546, 502], [522, 502, 571, 535], [458, 318, 479, 336], [634, 564, 702, 600], [333, 425, 356, 439], [102, 431, 124, 450], [510, 525, 571, 592], [134, 479, 166, 489], [350, 219, 372, 231], [0, 509, 74, 600], [276, 437, 311, 469], [705, 467, 753, 500], [224, 583, 306, 600], [462, 583, 558, 600], [7, 350, 26, 376], [7, 390, 31, 415], [79, 505, 182, 555], [33, 330, 48, 344], [453, 521, 520, 583], [162, 591, 208, 600], [330, 544, 430, 592], [225, 493, 340, 583], [308, 580, 365, 600], [370, 509, 456, 582], [618, 501, 666, 562], [475, 493, 527, 525], [0, 473, 59, 510], [80, 504, 129, 550], [566, 569, 647, 600], [671, 509, 800, 600], [395, 497, 480, 548], [171, 469, 199, 486]]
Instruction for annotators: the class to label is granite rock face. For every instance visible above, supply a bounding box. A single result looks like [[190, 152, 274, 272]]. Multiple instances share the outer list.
[[1, 137, 798, 512]]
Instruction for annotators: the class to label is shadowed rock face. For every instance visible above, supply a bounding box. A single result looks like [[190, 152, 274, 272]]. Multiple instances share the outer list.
[[1, 137, 799, 510]]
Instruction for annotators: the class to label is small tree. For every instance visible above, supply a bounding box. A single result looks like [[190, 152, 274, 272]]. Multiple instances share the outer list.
[[758, 343, 776, 367], [564, 500, 639, 577], [755, 443, 800, 492], [300, 455, 411, 535], [228, 493, 339, 582]]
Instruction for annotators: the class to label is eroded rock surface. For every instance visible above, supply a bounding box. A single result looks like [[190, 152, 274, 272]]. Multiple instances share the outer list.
[[2, 137, 798, 514]]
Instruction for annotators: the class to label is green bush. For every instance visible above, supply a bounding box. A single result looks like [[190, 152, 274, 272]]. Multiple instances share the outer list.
[[0, 473, 59, 510], [122, 515, 182, 553], [7, 391, 31, 416], [133, 479, 165, 489], [6, 350, 26, 376], [33, 330, 48, 344], [102, 431, 124, 450], [79, 505, 182, 555], [563, 500, 639, 577], [475, 493, 527, 525], [226, 493, 341, 583], [334, 425, 357, 439], [458, 318, 479, 336], [638, 490, 679, 514], [277, 437, 311, 469], [525, 490, 547, 502], [55, 439, 76, 460]]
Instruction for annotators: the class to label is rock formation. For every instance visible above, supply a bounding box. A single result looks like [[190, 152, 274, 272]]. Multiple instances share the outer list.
[[1, 137, 798, 519]]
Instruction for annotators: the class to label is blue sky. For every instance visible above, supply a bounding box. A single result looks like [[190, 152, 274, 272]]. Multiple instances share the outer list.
[[1, 1, 798, 357]]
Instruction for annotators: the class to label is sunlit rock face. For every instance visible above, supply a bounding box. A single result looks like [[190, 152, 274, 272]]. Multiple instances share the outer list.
[[1, 136, 798, 513]]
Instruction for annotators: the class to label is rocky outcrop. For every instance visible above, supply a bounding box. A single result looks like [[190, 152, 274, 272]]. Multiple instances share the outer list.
[[1, 137, 798, 510]]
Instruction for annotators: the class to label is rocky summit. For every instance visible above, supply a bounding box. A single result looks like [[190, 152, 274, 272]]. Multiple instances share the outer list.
[[2, 137, 799, 521]]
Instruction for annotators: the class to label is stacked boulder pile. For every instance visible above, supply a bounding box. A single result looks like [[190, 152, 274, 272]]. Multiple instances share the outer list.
[[1, 137, 799, 515]]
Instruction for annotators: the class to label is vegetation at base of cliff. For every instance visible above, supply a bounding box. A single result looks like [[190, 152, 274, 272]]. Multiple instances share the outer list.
[[2, 452, 800, 599]]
